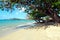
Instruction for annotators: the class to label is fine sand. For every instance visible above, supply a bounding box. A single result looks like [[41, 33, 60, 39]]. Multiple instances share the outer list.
[[0, 25, 60, 40]]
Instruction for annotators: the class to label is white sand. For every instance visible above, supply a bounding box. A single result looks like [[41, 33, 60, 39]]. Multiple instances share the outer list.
[[0, 25, 60, 40]]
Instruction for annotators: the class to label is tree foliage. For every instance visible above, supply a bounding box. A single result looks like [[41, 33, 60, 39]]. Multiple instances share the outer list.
[[0, 0, 60, 23]]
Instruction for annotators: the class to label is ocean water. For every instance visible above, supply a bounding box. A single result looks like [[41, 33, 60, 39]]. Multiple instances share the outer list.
[[0, 19, 35, 31], [0, 19, 35, 27]]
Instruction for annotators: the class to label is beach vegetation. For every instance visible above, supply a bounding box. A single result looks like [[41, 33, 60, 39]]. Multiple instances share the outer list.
[[0, 0, 60, 23]]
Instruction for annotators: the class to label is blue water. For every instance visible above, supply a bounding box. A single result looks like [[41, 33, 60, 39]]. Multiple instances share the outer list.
[[0, 19, 35, 30], [0, 19, 35, 27], [0, 19, 35, 37]]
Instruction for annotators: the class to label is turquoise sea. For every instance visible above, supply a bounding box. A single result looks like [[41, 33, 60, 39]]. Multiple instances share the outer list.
[[0, 19, 35, 37], [0, 19, 35, 28]]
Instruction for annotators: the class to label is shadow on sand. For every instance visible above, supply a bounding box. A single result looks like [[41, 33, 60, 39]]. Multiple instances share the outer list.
[[15, 22, 60, 30], [30, 22, 60, 30]]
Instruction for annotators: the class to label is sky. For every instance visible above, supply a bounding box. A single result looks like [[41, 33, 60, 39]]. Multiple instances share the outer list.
[[0, 7, 27, 19]]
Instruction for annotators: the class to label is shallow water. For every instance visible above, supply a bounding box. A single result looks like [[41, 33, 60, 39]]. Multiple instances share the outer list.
[[0, 19, 35, 31]]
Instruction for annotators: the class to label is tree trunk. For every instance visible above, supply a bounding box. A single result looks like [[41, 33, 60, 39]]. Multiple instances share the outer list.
[[52, 12, 60, 23], [45, 8, 60, 23]]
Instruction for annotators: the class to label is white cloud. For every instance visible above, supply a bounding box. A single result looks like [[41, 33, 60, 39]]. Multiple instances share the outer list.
[[21, 7, 26, 12]]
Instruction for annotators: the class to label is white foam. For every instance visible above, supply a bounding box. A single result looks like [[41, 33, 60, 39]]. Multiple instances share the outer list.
[[16, 22, 36, 27]]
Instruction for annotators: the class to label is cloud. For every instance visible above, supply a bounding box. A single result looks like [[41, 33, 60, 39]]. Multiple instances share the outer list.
[[19, 7, 26, 12]]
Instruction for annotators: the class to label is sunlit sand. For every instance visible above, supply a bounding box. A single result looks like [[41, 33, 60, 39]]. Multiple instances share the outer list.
[[0, 25, 60, 40]]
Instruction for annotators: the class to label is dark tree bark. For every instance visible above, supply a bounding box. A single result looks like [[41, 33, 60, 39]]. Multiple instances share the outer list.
[[43, 2, 60, 23], [53, 12, 60, 23], [45, 8, 60, 23]]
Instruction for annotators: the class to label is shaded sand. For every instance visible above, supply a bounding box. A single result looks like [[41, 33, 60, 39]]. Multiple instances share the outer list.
[[0, 25, 60, 40]]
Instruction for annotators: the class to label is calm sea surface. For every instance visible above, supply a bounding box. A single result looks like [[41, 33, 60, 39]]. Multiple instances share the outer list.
[[0, 19, 35, 37], [0, 19, 35, 30]]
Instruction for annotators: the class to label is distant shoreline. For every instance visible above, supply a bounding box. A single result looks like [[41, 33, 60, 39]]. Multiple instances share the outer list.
[[0, 19, 34, 20]]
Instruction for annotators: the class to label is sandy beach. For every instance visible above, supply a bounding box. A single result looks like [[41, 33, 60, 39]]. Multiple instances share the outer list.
[[0, 25, 60, 40]]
